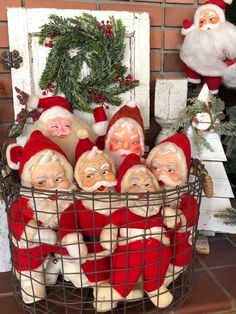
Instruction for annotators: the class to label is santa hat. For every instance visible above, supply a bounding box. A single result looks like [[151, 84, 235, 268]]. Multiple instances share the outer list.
[[92, 106, 109, 136], [116, 153, 158, 192], [181, 19, 197, 35], [105, 101, 145, 154], [146, 133, 191, 182], [28, 95, 73, 122], [6, 130, 73, 186], [194, 0, 233, 27]]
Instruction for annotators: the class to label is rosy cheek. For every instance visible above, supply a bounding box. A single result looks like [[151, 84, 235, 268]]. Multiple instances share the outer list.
[[49, 128, 60, 136], [130, 144, 142, 155], [109, 142, 120, 152], [82, 178, 96, 187], [105, 172, 116, 182], [169, 173, 182, 182]]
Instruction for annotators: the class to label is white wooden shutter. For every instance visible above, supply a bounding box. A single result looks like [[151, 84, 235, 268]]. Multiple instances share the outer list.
[[7, 8, 150, 145]]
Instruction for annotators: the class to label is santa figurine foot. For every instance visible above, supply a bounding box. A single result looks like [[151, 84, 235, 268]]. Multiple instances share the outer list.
[[147, 285, 173, 309]]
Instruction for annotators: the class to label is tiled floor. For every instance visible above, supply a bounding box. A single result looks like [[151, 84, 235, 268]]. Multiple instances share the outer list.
[[0, 233, 235, 314]]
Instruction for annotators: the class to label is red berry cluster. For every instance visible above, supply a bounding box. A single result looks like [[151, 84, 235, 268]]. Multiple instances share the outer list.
[[98, 20, 112, 38], [90, 88, 108, 103], [44, 33, 56, 48], [41, 83, 55, 96], [30, 109, 41, 122], [115, 74, 140, 88]]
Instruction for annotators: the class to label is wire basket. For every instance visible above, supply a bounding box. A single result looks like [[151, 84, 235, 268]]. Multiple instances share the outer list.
[[0, 158, 205, 314]]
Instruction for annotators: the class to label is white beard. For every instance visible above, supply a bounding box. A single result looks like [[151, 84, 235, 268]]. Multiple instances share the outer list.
[[104, 148, 133, 170], [28, 197, 72, 228], [180, 21, 236, 76], [81, 187, 121, 216], [128, 197, 161, 217]]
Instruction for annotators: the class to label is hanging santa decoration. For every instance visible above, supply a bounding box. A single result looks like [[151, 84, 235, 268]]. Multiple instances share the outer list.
[[180, 0, 236, 94]]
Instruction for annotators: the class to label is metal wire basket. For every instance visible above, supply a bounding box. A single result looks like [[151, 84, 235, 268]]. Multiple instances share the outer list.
[[0, 158, 205, 314]]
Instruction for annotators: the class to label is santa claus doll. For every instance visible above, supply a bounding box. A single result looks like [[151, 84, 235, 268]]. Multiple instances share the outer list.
[[146, 133, 199, 286], [180, 0, 236, 94], [59, 130, 118, 290], [95, 153, 173, 312], [16, 88, 96, 165], [92, 101, 145, 170], [6, 130, 87, 303]]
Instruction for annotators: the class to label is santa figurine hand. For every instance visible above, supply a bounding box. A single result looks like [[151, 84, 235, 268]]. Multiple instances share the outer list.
[[100, 224, 118, 252], [162, 207, 181, 229]]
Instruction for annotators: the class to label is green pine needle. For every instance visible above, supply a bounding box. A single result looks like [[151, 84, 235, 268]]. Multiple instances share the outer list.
[[38, 13, 138, 112]]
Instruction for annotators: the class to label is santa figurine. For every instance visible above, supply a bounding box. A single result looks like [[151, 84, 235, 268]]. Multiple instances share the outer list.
[[6, 130, 87, 303], [92, 101, 145, 170], [16, 88, 95, 165], [146, 133, 199, 286], [95, 153, 173, 312], [180, 0, 236, 94], [59, 130, 118, 292]]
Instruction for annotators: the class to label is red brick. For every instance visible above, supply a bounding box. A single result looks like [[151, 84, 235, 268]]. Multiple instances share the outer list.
[[0, 101, 14, 122], [166, 0, 194, 3], [0, 24, 9, 48], [0, 0, 21, 21], [164, 29, 183, 49], [0, 76, 13, 98], [25, 0, 96, 10], [134, 0, 161, 2], [0, 125, 15, 146], [165, 7, 196, 27], [163, 53, 183, 72], [100, 3, 162, 26], [150, 50, 161, 71], [150, 28, 162, 49]]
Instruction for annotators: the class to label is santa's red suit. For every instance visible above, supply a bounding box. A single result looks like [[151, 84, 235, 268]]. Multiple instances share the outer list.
[[166, 194, 199, 268], [8, 196, 74, 273], [59, 198, 117, 284], [108, 207, 171, 297]]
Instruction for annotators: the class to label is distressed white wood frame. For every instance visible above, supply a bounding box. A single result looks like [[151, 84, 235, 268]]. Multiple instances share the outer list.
[[7, 8, 150, 145]]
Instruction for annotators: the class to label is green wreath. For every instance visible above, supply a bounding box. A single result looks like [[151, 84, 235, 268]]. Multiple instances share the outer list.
[[38, 13, 139, 112]]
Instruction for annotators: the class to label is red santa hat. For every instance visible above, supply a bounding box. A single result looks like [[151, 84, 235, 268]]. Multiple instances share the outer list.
[[194, 0, 233, 27], [146, 132, 191, 180], [116, 153, 159, 192], [28, 95, 73, 123], [6, 130, 73, 186], [105, 101, 145, 154], [92, 106, 109, 136]]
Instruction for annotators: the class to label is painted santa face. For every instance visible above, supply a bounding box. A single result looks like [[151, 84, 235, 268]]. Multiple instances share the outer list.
[[109, 126, 142, 156], [46, 117, 72, 138], [77, 153, 116, 192], [199, 10, 220, 30], [31, 160, 72, 190], [150, 152, 184, 188], [123, 167, 157, 194]]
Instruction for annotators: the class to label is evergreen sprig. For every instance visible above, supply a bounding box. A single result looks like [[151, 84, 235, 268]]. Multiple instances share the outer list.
[[214, 208, 236, 226], [38, 13, 139, 112], [171, 95, 236, 153]]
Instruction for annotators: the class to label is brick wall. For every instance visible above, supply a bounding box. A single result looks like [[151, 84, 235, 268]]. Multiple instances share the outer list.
[[0, 0, 200, 147]]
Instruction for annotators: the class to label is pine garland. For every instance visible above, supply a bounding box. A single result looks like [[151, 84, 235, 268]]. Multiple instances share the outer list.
[[38, 13, 139, 112], [171, 95, 236, 153], [214, 208, 236, 226]]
